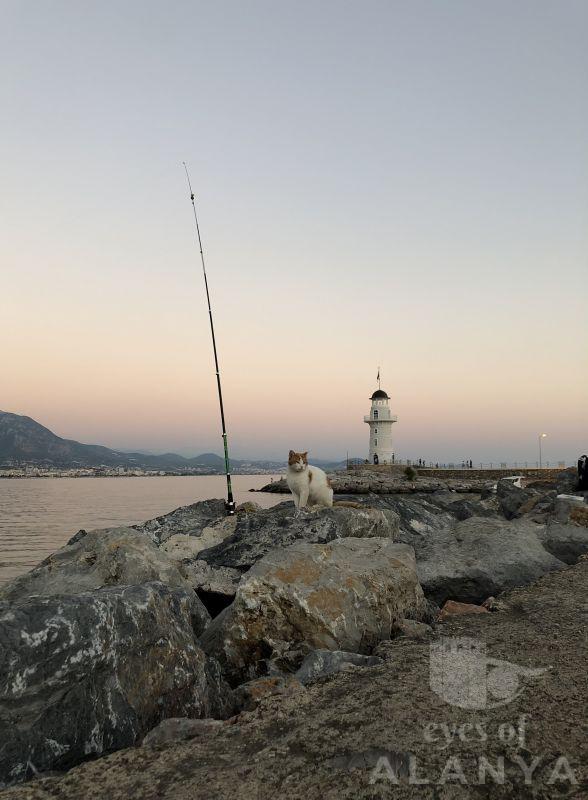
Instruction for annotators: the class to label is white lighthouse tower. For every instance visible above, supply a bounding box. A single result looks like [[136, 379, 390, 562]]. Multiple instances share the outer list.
[[364, 380, 397, 465]]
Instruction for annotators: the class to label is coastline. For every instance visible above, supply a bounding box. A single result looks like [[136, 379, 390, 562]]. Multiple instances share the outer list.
[[0, 469, 284, 479]]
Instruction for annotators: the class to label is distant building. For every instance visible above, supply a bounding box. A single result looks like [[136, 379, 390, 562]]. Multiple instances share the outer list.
[[364, 386, 397, 464]]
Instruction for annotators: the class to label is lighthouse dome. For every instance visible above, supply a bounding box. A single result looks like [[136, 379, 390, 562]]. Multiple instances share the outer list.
[[370, 389, 389, 400]]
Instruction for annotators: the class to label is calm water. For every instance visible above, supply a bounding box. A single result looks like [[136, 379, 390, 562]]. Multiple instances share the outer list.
[[0, 475, 284, 586]]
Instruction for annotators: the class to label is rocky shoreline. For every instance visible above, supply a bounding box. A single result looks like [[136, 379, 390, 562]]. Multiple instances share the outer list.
[[1, 468, 587, 797], [257, 471, 494, 495]]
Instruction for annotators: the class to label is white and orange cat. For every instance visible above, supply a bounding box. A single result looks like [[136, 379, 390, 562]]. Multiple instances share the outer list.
[[286, 450, 334, 514]]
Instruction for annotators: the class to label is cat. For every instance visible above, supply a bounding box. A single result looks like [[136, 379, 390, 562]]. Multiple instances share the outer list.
[[286, 450, 334, 513]]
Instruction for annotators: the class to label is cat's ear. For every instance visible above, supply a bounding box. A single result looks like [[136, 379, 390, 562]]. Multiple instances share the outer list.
[[288, 450, 295, 458], [302, 451, 308, 458]]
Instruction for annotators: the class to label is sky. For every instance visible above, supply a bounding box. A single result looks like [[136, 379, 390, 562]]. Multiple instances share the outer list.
[[1, 0, 587, 464]]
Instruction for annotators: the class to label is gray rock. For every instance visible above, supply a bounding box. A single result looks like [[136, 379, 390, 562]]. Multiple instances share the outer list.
[[378, 496, 456, 538], [197, 503, 399, 572], [0, 529, 209, 635], [414, 516, 565, 604], [554, 496, 573, 523], [132, 499, 228, 544], [142, 718, 224, 747], [446, 498, 496, 521], [2, 559, 586, 800], [158, 515, 238, 562], [525, 490, 557, 522], [556, 467, 579, 495], [67, 528, 89, 546], [419, 490, 470, 509], [233, 675, 305, 711], [200, 538, 426, 685], [295, 650, 383, 685], [536, 522, 588, 564], [0, 583, 234, 786], [256, 479, 289, 493], [344, 491, 499, 524], [496, 480, 540, 520], [482, 596, 509, 612], [480, 483, 497, 500], [181, 560, 243, 597], [394, 619, 433, 639], [258, 473, 493, 496]]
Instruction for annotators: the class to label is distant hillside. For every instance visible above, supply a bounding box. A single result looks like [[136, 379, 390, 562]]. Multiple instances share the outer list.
[[0, 411, 343, 472], [0, 411, 226, 471]]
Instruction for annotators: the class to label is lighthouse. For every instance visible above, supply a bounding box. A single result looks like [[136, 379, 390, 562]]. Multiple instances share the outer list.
[[364, 385, 397, 464]]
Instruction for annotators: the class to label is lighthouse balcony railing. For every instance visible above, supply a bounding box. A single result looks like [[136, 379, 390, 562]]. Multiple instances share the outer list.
[[364, 415, 397, 423]]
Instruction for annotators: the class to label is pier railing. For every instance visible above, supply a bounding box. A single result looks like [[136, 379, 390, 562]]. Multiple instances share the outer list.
[[346, 458, 569, 471]]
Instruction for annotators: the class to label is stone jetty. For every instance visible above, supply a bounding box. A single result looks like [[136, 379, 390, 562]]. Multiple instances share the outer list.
[[0, 467, 586, 796]]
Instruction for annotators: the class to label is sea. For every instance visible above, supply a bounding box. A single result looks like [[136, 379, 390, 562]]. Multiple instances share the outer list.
[[0, 475, 284, 587]]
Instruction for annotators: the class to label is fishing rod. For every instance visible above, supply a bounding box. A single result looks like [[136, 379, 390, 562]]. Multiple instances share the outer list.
[[183, 163, 236, 515]]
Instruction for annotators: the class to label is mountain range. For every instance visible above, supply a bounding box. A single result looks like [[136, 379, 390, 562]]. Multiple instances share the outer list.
[[0, 411, 344, 472]]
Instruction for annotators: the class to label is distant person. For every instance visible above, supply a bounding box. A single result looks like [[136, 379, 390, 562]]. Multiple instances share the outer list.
[[578, 455, 588, 490]]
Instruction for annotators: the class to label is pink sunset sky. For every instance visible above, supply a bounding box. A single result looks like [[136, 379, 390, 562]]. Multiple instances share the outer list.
[[2, 1, 587, 463]]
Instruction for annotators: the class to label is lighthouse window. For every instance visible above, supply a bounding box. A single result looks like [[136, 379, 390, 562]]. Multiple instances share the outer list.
[[374, 428, 378, 434], [373, 409, 378, 419], [374, 438, 378, 446]]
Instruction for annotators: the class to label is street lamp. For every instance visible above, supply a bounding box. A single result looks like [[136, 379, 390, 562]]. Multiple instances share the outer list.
[[538, 433, 547, 468]]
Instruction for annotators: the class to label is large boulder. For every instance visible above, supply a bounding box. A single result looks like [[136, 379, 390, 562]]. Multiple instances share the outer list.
[[536, 521, 588, 564], [0, 582, 234, 786], [197, 503, 399, 572], [496, 480, 540, 520], [444, 498, 497, 521], [375, 495, 456, 536], [132, 499, 228, 544], [334, 491, 499, 524], [409, 516, 565, 604], [159, 515, 239, 562], [0, 529, 208, 632], [200, 538, 426, 685], [181, 560, 243, 599]]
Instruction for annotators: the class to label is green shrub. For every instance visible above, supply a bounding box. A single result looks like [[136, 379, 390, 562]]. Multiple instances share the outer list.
[[404, 466, 418, 480]]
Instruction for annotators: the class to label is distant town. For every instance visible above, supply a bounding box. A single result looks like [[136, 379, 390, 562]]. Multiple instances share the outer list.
[[0, 410, 310, 478], [0, 463, 285, 479]]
